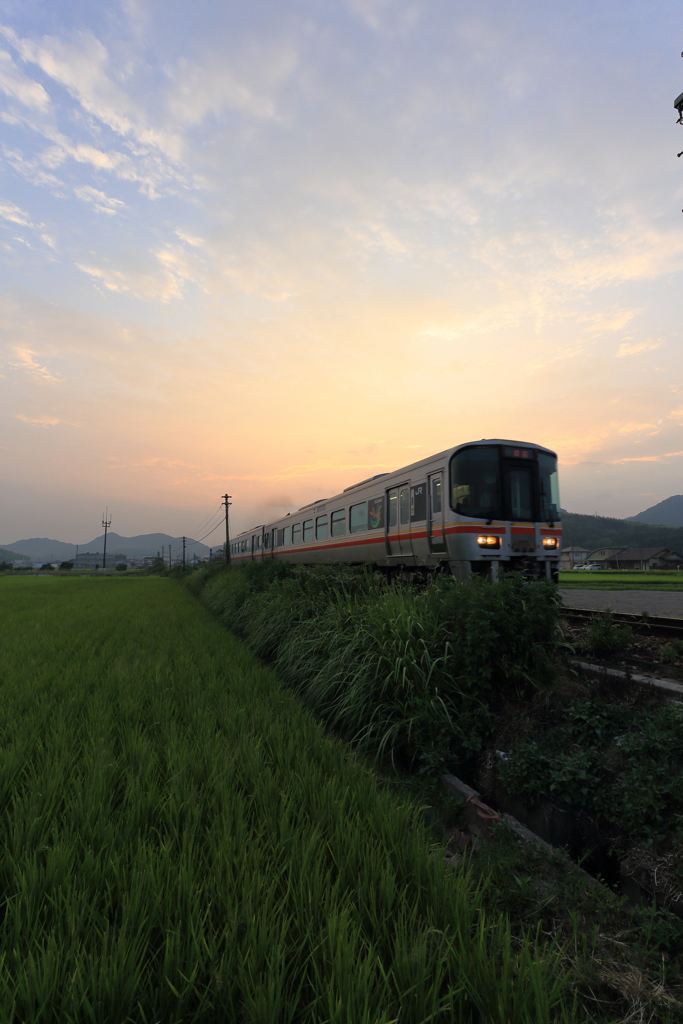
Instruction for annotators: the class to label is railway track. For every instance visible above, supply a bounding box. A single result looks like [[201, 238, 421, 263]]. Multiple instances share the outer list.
[[561, 606, 683, 638]]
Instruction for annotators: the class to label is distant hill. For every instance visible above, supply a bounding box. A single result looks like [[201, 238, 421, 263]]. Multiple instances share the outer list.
[[0, 546, 30, 564], [1, 533, 212, 563], [561, 511, 683, 554], [625, 495, 683, 528]]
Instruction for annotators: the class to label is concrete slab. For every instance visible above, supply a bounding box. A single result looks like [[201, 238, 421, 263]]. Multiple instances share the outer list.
[[560, 589, 683, 618], [572, 659, 683, 698]]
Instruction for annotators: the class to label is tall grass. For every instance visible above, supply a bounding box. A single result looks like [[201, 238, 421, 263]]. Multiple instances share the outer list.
[[0, 576, 572, 1022], [189, 563, 560, 773]]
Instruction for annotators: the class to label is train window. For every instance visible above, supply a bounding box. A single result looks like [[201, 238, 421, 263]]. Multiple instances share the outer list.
[[303, 519, 313, 542], [283, 525, 291, 546], [331, 509, 346, 537], [432, 478, 442, 514], [509, 467, 533, 521], [450, 446, 503, 520], [368, 496, 384, 530], [277, 528, 284, 546], [538, 452, 561, 523], [292, 523, 302, 545], [350, 501, 367, 533], [388, 490, 397, 528], [316, 514, 328, 539], [411, 484, 426, 522], [400, 487, 409, 525], [264, 533, 270, 549]]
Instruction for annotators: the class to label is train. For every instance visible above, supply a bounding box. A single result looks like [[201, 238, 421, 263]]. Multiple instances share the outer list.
[[230, 439, 562, 581]]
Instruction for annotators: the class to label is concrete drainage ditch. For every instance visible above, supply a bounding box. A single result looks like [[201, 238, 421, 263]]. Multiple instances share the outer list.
[[440, 771, 683, 919]]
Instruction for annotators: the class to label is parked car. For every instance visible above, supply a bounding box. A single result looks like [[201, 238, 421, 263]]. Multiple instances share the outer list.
[[573, 563, 601, 570]]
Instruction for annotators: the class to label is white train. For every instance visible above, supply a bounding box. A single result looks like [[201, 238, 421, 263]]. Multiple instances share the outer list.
[[230, 439, 562, 580]]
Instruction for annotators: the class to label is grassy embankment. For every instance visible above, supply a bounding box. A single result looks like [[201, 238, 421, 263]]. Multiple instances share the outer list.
[[559, 571, 683, 591], [186, 562, 683, 1019], [0, 575, 569, 1024]]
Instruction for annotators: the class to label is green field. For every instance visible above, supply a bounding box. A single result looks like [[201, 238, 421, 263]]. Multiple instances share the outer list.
[[0, 576, 568, 1024], [559, 570, 683, 590]]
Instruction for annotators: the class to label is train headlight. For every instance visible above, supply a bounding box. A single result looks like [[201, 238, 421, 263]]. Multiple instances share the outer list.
[[477, 535, 501, 548], [542, 537, 558, 549]]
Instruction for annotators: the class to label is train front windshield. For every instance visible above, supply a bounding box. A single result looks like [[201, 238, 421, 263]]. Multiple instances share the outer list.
[[450, 447, 504, 520], [450, 446, 560, 523], [538, 451, 561, 523]]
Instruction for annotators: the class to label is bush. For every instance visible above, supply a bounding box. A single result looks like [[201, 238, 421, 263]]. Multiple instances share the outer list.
[[188, 563, 562, 774], [581, 610, 632, 658], [499, 695, 683, 843]]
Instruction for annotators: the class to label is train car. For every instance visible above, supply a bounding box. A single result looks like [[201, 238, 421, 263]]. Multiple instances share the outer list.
[[230, 439, 562, 581]]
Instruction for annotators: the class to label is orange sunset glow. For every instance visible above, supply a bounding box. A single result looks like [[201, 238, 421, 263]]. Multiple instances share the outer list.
[[1, 1, 682, 544]]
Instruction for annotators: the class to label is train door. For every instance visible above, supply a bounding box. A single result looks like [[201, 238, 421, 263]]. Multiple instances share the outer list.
[[386, 487, 398, 555], [397, 484, 413, 557], [428, 472, 447, 553], [386, 486, 411, 556]]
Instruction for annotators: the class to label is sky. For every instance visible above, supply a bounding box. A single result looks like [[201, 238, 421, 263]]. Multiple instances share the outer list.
[[1, 0, 682, 544]]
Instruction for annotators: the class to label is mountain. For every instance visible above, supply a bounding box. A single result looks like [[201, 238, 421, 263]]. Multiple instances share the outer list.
[[560, 511, 683, 554], [625, 495, 683, 528], [1, 533, 212, 563], [0, 546, 30, 564]]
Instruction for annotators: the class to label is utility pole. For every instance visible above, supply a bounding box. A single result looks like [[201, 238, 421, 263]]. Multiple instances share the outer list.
[[162, 545, 165, 565], [102, 509, 111, 571], [182, 536, 186, 570], [222, 494, 232, 564], [169, 543, 172, 567]]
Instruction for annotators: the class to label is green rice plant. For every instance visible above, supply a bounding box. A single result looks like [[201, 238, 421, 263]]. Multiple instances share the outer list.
[[0, 576, 575, 1023]]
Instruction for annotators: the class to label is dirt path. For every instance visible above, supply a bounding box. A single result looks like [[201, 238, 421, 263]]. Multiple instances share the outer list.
[[560, 589, 683, 618]]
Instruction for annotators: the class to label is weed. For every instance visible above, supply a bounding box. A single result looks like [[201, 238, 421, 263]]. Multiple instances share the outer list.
[[661, 639, 683, 664], [581, 610, 633, 658], [187, 563, 561, 773]]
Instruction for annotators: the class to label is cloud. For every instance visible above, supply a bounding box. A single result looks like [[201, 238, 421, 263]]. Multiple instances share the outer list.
[[617, 339, 662, 357], [0, 49, 50, 109], [610, 451, 683, 464], [9, 347, 60, 383], [584, 310, 638, 333], [0, 200, 31, 225], [74, 185, 125, 215], [76, 247, 197, 301], [15, 413, 63, 426]]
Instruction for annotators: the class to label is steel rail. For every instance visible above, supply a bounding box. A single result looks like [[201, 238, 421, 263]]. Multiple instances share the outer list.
[[561, 606, 683, 638]]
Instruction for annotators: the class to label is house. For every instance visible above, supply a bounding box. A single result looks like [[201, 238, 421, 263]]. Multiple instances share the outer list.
[[585, 547, 626, 567], [559, 545, 590, 569], [74, 552, 102, 569], [601, 547, 683, 570]]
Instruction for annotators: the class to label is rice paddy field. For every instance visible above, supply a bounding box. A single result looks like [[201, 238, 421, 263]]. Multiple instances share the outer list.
[[559, 571, 683, 590], [0, 575, 571, 1024]]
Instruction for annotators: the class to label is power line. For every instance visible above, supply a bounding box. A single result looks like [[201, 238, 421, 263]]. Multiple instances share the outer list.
[[189, 501, 224, 538], [186, 518, 225, 547], [183, 506, 224, 547]]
